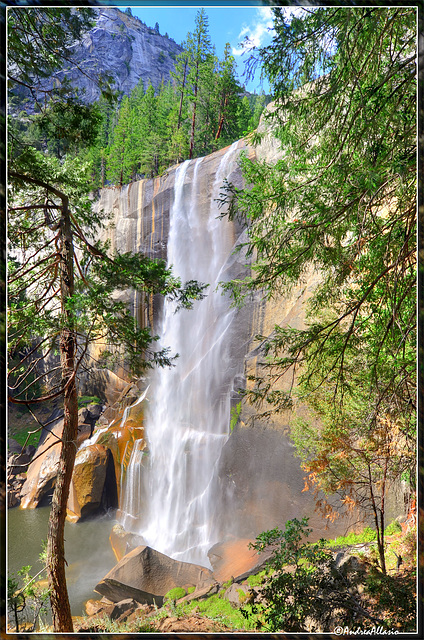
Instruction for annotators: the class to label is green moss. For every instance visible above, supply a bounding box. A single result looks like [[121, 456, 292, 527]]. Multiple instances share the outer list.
[[78, 395, 101, 408], [246, 570, 266, 587], [164, 587, 186, 601], [187, 586, 195, 594]]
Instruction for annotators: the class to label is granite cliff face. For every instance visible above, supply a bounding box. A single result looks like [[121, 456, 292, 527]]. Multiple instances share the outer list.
[[24, 8, 182, 105], [81, 129, 348, 542]]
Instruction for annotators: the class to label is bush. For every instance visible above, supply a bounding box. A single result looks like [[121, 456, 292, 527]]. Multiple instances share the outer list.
[[364, 568, 416, 630], [243, 517, 366, 632], [384, 520, 402, 536], [8, 563, 50, 632]]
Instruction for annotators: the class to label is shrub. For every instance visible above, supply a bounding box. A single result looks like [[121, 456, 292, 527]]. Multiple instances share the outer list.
[[384, 520, 402, 536], [243, 517, 367, 632], [8, 563, 50, 632]]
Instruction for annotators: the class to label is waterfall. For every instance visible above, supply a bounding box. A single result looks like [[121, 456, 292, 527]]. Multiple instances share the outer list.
[[120, 143, 241, 566]]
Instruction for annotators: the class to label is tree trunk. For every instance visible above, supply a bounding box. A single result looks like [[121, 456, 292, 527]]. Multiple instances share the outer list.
[[368, 462, 386, 575], [177, 59, 188, 131], [215, 95, 228, 141], [189, 61, 199, 160], [46, 194, 78, 632]]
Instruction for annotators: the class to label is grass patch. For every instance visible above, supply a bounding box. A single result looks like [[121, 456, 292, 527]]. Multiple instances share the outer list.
[[325, 527, 377, 548], [9, 429, 40, 449], [325, 522, 402, 550], [195, 593, 255, 630], [164, 587, 186, 601], [247, 570, 267, 587], [78, 395, 101, 408]]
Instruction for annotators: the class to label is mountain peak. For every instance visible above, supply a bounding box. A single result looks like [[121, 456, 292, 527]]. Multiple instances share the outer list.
[[46, 8, 183, 104]]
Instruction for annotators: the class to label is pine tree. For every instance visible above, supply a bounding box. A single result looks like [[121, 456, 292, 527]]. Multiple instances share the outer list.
[[186, 9, 213, 159], [7, 8, 206, 632], [106, 95, 132, 186], [214, 43, 243, 144]]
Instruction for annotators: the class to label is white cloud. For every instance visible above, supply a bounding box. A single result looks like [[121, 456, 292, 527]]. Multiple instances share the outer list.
[[232, 6, 308, 57], [232, 7, 274, 57]]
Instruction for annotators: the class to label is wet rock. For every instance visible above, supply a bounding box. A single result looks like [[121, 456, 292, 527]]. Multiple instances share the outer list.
[[67, 444, 118, 523], [95, 545, 215, 606], [109, 523, 146, 562], [19, 408, 112, 510]]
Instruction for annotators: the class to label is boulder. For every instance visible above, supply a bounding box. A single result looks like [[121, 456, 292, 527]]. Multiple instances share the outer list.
[[177, 582, 219, 604], [84, 598, 114, 617], [223, 582, 251, 606], [95, 545, 215, 606], [109, 523, 146, 562], [8, 438, 23, 454], [208, 538, 271, 583], [67, 444, 118, 523], [8, 451, 33, 476], [110, 598, 139, 622], [19, 410, 112, 510], [19, 420, 63, 508]]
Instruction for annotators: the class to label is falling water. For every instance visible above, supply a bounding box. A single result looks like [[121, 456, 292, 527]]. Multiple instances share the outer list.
[[120, 143, 241, 566]]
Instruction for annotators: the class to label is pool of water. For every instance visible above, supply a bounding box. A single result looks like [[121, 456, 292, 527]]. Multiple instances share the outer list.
[[7, 506, 117, 617]]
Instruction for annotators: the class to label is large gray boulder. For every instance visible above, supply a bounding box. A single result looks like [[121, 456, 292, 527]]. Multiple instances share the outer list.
[[95, 545, 215, 606]]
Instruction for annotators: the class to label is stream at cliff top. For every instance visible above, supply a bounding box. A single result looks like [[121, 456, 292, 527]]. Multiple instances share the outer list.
[[8, 507, 117, 618], [120, 143, 242, 567]]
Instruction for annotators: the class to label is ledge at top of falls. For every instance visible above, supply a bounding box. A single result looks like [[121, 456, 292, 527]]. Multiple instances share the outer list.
[[92, 139, 257, 266]]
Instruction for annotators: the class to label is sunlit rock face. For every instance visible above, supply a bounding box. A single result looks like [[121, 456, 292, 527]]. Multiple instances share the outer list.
[[13, 8, 182, 109], [88, 130, 352, 562], [18, 401, 144, 516], [67, 444, 117, 523]]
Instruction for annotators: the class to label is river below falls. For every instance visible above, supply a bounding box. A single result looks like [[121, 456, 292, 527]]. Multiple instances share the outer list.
[[7, 506, 117, 617]]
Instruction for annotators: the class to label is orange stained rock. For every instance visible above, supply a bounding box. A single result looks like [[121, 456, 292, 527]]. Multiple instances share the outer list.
[[96, 401, 146, 501], [210, 538, 260, 583]]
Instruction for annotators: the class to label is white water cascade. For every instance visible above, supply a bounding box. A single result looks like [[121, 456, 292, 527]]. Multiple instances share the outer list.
[[120, 143, 241, 566]]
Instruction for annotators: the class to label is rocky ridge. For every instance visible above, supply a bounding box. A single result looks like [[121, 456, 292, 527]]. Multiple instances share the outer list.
[[16, 7, 182, 108]]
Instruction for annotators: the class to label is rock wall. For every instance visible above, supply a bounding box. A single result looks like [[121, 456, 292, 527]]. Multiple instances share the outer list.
[[14, 8, 182, 109], [85, 133, 356, 542]]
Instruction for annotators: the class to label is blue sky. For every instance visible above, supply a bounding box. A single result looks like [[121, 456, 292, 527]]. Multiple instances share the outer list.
[[121, 5, 279, 92]]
